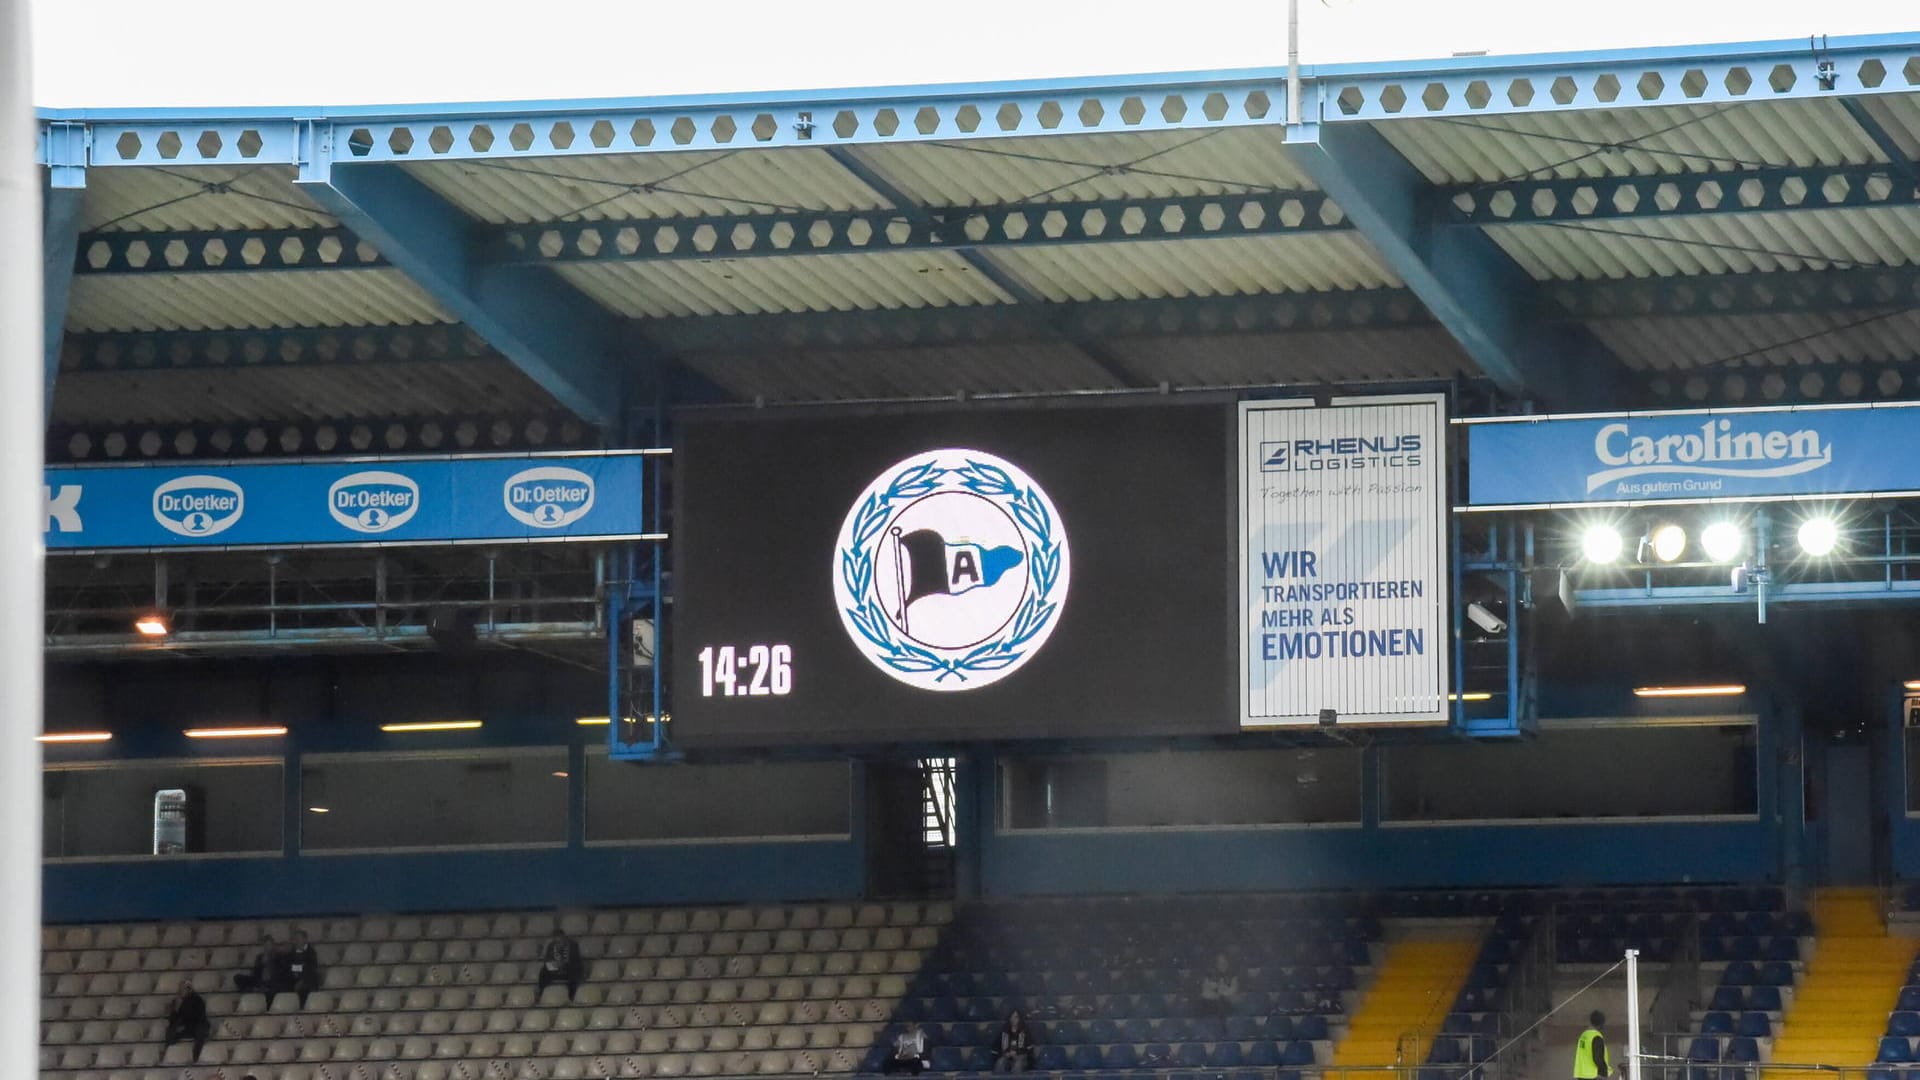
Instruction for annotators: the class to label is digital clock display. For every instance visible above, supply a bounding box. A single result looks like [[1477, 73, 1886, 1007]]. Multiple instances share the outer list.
[[672, 406, 1233, 746], [695, 644, 793, 697]]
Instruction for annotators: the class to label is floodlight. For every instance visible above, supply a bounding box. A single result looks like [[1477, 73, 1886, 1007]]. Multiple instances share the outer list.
[[1700, 521, 1746, 564], [1648, 523, 1687, 563], [1798, 517, 1840, 557], [1581, 525, 1624, 564]]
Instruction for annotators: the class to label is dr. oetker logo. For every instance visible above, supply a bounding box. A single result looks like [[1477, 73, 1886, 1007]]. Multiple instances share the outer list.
[[152, 475, 245, 538], [504, 466, 596, 529], [328, 471, 420, 534], [831, 448, 1070, 692]]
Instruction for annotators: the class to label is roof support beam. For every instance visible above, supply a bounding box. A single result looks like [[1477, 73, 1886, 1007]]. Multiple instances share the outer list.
[[294, 155, 632, 426], [1838, 98, 1919, 189], [824, 146, 1135, 388], [1286, 122, 1623, 405], [1442, 160, 1920, 227], [42, 173, 83, 423]]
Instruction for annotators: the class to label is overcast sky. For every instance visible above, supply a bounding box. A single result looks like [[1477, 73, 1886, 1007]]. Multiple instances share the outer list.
[[29, 0, 1920, 109]]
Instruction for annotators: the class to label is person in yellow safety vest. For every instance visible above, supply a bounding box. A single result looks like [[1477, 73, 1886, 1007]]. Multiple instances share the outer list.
[[1574, 1011, 1612, 1080]]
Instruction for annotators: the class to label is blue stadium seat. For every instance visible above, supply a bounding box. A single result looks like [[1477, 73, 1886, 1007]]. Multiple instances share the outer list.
[[1688, 1037, 1723, 1063], [1700, 1013, 1734, 1035], [1097, 994, 1135, 1019], [1721, 962, 1758, 986], [1035, 1045, 1070, 1070], [1225, 1016, 1264, 1041], [1071, 1045, 1104, 1070], [1746, 987, 1783, 1012], [863, 1046, 892, 1073], [1442, 1013, 1474, 1034], [1046, 1021, 1081, 1045], [1142, 1043, 1173, 1067], [1708, 988, 1744, 1013], [1192, 1017, 1228, 1043], [1174, 1043, 1208, 1068], [1763, 937, 1799, 962], [1281, 1041, 1317, 1067], [1428, 1039, 1461, 1064], [1247, 1042, 1283, 1067], [1210, 1043, 1245, 1067], [1293, 1016, 1329, 1041], [1158, 1018, 1193, 1043], [1725, 937, 1762, 962], [1890, 1013, 1920, 1039], [1088, 1020, 1120, 1045], [1900, 987, 1920, 1013], [1471, 1038, 1496, 1061], [1106, 1045, 1139, 1069], [1727, 1038, 1761, 1064], [1871, 1069, 1902, 1080], [1700, 937, 1729, 963], [1780, 911, 1813, 936], [1120, 1019, 1153, 1043], [1758, 962, 1795, 987], [1269, 990, 1308, 1014], [1136, 993, 1170, 1018], [1736, 1013, 1771, 1039], [930, 1047, 965, 1072], [1234, 991, 1270, 1016], [1883, 1038, 1916, 1064]]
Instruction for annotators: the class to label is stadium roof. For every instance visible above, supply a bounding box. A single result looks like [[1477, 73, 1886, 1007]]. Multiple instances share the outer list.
[[36, 32, 1920, 460]]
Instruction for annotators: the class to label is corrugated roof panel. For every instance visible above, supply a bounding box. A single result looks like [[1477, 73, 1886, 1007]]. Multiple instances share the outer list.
[[848, 128, 1317, 207], [405, 149, 887, 224], [1381, 99, 1886, 186], [988, 233, 1399, 302], [81, 165, 334, 232], [1488, 205, 1920, 280], [682, 342, 1118, 402], [50, 359, 555, 426], [66, 270, 451, 332], [1106, 327, 1472, 385], [555, 250, 1014, 318], [1590, 309, 1920, 374]]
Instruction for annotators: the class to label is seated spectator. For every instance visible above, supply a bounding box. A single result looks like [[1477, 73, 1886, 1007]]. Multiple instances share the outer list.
[[282, 930, 323, 1009], [993, 1010, 1035, 1073], [162, 980, 211, 1062], [1199, 954, 1239, 1016], [883, 1019, 931, 1074], [231, 934, 279, 998], [537, 926, 584, 1002]]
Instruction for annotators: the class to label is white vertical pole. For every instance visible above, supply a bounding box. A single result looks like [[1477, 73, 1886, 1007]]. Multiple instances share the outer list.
[[1286, 0, 1302, 127], [1625, 948, 1643, 1080], [0, 0, 42, 1074]]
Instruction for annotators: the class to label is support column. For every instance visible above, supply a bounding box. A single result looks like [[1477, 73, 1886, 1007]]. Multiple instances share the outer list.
[[953, 752, 994, 900]]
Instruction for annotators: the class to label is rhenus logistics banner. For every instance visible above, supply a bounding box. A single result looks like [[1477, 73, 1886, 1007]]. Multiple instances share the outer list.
[[1464, 403, 1920, 507], [1238, 395, 1450, 727], [41, 452, 649, 551]]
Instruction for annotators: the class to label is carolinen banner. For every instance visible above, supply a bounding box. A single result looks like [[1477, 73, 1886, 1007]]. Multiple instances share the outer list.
[[1464, 404, 1920, 507], [1238, 395, 1450, 727], [41, 452, 650, 551]]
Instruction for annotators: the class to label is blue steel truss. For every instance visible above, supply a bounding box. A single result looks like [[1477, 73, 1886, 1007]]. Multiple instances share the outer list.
[[43, 179, 83, 420], [39, 34, 1920, 168], [66, 156, 1919, 279]]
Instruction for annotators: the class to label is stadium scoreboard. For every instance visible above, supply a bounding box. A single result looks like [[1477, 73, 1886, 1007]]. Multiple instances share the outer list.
[[672, 398, 1449, 746]]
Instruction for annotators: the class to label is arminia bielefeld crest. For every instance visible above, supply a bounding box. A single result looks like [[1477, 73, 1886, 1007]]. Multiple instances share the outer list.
[[833, 449, 1071, 691]]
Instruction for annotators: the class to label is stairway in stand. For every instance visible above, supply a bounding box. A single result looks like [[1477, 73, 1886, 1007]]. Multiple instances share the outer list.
[[1764, 888, 1916, 1077], [1332, 936, 1483, 1069]]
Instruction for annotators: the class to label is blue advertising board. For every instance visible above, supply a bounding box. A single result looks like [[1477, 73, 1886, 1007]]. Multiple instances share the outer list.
[[1466, 405, 1920, 507], [42, 452, 651, 551]]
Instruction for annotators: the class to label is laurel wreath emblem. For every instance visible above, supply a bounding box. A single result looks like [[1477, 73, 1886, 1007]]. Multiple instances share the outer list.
[[838, 458, 1063, 683]]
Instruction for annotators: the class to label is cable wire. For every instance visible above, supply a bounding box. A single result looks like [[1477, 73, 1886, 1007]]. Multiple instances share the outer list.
[[1450, 957, 1627, 1080]]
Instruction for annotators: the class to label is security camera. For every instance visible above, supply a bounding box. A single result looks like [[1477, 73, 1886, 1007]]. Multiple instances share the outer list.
[[1466, 602, 1507, 636]]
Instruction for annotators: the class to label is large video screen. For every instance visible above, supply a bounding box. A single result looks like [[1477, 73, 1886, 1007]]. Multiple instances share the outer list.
[[671, 406, 1233, 745]]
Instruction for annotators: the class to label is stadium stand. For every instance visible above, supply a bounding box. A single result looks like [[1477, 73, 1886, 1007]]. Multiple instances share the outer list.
[[38, 901, 949, 1080]]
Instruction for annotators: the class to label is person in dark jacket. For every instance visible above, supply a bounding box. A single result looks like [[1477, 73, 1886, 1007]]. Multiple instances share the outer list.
[[162, 980, 211, 1062], [282, 930, 323, 1008], [231, 935, 278, 997], [537, 927, 584, 1002], [993, 1010, 1035, 1073]]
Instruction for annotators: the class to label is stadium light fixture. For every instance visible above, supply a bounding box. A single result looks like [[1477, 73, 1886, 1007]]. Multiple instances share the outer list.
[[1447, 692, 1492, 702], [574, 716, 613, 726], [1646, 523, 1687, 563], [1632, 684, 1747, 698], [1580, 524, 1624, 564], [1797, 516, 1840, 557], [379, 720, 482, 733], [306, 806, 330, 814], [1904, 680, 1920, 692], [184, 725, 288, 739], [1700, 521, 1746, 563], [37, 731, 112, 744], [134, 613, 169, 637]]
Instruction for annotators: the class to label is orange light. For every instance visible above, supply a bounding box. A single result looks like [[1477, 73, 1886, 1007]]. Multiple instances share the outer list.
[[183, 725, 288, 739], [134, 614, 169, 637], [1632, 684, 1746, 698], [379, 720, 482, 733], [37, 732, 112, 744], [573, 716, 612, 726]]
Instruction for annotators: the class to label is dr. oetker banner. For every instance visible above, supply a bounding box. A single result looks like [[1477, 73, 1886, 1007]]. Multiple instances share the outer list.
[[41, 452, 649, 551], [1238, 395, 1450, 727], [1465, 405, 1920, 507]]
